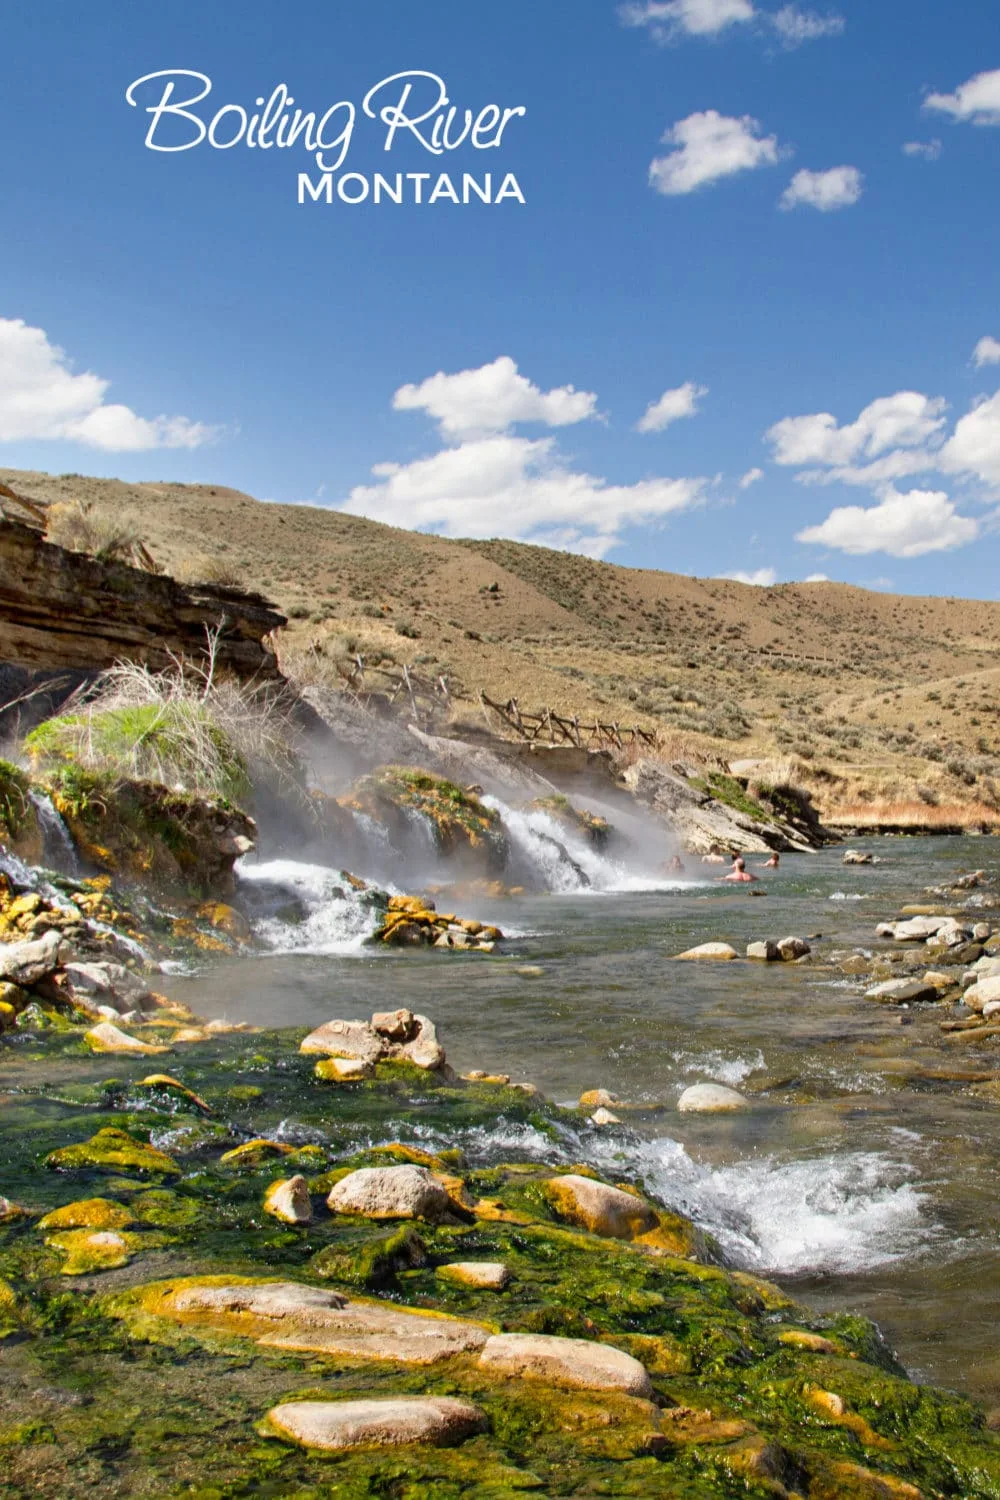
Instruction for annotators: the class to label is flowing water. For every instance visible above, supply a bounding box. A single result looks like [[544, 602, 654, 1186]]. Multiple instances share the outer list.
[[156, 833, 1000, 1405]]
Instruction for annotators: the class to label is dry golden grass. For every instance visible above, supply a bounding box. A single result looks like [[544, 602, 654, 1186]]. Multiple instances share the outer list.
[[4, 464, 998, 826], [828, 800, 1000, 831]]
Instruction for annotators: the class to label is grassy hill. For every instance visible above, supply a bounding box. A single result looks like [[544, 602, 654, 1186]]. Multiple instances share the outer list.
[[4, 465, 999, 828]]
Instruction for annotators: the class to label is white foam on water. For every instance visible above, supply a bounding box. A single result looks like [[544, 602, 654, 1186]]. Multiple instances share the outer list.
[[614, 1136, 931, 1276], [433, 1116, 932, 1278], [672, 1049, 766, 1087], [830, 891, 867, 902], [237, 857, 377, 955]]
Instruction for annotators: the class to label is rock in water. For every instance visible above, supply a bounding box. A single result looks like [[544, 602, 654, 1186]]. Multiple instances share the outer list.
[[299, 1019, 385, 1065], [327, 1165, 453, 1222], [0, 928, 69, 986], [436, 1262, 511, 1290], [747, 940, 780, 961], [477, 1332, 653, 1397], [777, 936, 810, 961], [865, 979, 940, 1005], [675, 943, 739, 961], [544, 1175, 658, 1240], [265, 1397, 486, 1452], [85, 1023, 171, 1056], [677, 1083, 748, 1113], [964, 976, 1000, 1013], [264, 1175, 313, 1225], [145, 1278, 489, 1363]]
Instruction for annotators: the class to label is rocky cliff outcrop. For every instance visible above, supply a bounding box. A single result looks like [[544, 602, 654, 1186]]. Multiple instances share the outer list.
[[0, 519, 284, 682]]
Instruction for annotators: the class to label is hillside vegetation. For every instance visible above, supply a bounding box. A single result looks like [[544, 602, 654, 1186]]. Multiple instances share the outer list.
[[4, 466, 999, 826]]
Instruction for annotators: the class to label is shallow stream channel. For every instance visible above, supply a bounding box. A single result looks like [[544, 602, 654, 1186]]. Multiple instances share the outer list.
[[164, 834, 1000, 1409]]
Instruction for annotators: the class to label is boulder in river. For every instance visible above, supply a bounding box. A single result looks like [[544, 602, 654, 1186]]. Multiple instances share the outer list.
[[265, 1396, 486, 1452], [544, 1174, 658, 1241], [301, 1011, 445, 1072], [127, 1277, 490, 1364], [777, 936, 811, 961], [747, 940, 780, 961], [327, 1165, 454, 1223], [0, 928, 69, 986], [864, 979, 940, 1005], [477, 1332, 654, 1398], [964, 976, 1000, 1014], [264, 1175, 313, 1226], [677, 1083, 748, 1113], [436, 1261, 511, 1291], [85, 1022, 171, 1056], [675, 942, 739, 961]]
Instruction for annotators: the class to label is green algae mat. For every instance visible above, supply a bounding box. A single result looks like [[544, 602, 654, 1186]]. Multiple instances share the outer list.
[[2, 1027, 1000, 1498]]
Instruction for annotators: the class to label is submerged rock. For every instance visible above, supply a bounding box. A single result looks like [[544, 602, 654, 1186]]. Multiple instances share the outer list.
[[45, 1227, 135, 1275], [327, 1165, 453, 1223], [45, 1127, 180, 1177], [265, 1396, 486, 1452], [477, 1332, 654, 1398], [38, 1198, 134, 1232], [677, 1083, 749, 1113]]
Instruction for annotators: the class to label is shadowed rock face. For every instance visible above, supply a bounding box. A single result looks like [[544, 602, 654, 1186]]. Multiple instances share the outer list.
[[0, 519, 285, 686]]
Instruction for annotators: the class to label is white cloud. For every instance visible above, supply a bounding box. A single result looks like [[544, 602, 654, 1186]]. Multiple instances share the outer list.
[[803, 572, 830, 581], [0, 317, 214, 451], [717, 567, 777, 585], [780, 165, 863, 212], [739, 466, 764, 488], [902, 139, 942, 160], [637, 381, 707, 432], [770, 7, 844, 45], [767, 391, 948, 468], [650, 110, 781, 195], [940, 389, 1000, 485], [796, 488, 978, 557], [973, 336, 1000, 368], [925, 69, 1000, 126], [393, 355, 598, 441], [345, 434, 707, 558], [619, 0, 754, 40]]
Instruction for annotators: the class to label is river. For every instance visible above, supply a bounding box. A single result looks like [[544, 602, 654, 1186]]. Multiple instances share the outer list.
[[158, 833, 1000, 1408]]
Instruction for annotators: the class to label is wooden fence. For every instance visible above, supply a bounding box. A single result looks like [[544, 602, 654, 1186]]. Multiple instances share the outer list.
[[479, 692, 658, 751]]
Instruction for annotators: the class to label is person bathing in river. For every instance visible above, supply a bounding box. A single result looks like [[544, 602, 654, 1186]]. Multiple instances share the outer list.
[[761, 852, 780, 870], [720, 856, 758, 884], [701, 845, 726, 865]]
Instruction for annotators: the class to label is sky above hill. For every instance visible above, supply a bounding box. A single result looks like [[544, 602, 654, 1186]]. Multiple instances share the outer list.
[[1, 0, 999, 596]]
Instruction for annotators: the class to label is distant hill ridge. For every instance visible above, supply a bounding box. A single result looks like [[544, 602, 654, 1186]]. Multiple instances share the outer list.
[[3, 465, 999, 827]]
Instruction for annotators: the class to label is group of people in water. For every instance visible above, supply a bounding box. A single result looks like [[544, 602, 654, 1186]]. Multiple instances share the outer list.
[[663, 848, 780, 883]]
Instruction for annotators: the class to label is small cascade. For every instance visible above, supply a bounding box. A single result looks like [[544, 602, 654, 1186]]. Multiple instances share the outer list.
[[237, 857, 380, 955], [483, 796, 682, 893], [29, 791, 80, 874]]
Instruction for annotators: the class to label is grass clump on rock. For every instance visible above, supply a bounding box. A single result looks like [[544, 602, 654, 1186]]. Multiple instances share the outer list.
[[23, 650, 297, 806]]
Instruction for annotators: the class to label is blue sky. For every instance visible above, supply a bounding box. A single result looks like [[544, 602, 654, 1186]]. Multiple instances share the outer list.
[[1, 0, 999, 594]]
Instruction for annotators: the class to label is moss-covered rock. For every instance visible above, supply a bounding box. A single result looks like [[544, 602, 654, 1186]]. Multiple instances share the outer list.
[[45, 1127, 181, 1177], [340, 765, 509, 877], [34, 764, 256, 898]]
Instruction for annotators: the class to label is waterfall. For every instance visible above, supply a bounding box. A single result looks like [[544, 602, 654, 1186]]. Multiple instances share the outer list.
[[482, 796, 683, 893], [29, 791, 80, 874], [237, 857, 378, 955]]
